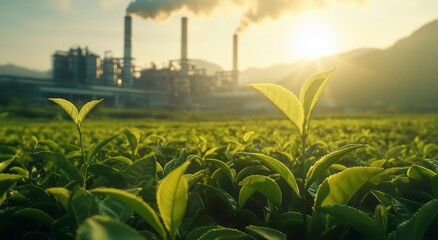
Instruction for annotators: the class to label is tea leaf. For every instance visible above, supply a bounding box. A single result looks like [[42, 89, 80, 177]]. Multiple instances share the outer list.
[[13, 208, 54, 227], [0, 173, 23, 204], [243, 131, 255, 142], [246, 225, 287, 240], [385, 145, 406, 159], [38, 139, 65, 153], [101, 156, 133, 166], [407, 164, 436, 182], [300, 68, 335, 119], [46, 187, 71, 211], [314, 167, 383, 208], [375, 204, 389, 233], [320, 204, 386, 240], [87, 134, 121, 163], [98, 197, 134, 223], [306, 144, 365, 188], [239, 175, 282, 208], [199, 184, 238, 212], [9, 166, 29, 178], [33, 151, 84, 187], [273, 211, 305, 227], [123, 128, 141, 158], [205, 158, 234, 184], [76, 215, 146, 240], [371, 190, 392, 207], [88, 164, 126, 188], [248, 83, 304, 134], [163, 149, 189, 176], [186, 226, 222, 240], [235, 165, 269, 183], [307, 211, 326, 240], [432, 175, 438, 198], [390, 199, 438, 240], [91, 187, 166, 239], [0, 153, 17, 173], [123, 155, 156, 187], [198, 227, 254, 240], [240, 152, 299, 196], [49, 98, 79, 124], [157, 161, 191, 239], [77, 99, 103, 124], [70, 188, 99, 225]]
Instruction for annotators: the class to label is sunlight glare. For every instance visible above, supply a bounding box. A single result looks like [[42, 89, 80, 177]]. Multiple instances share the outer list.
[[290, 20, 339, 60]]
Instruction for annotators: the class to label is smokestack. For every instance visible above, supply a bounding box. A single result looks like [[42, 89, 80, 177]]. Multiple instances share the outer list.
[[123, 15, 133, 87], [181, 17, 188, 74], [232, 33, 238, 85]]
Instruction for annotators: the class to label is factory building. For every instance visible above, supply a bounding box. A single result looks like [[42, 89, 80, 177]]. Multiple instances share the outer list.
[[0, 15, 253, 109], [52, 47, 102, 86], [52, 15, 135, 89], [50, 15, 240, 108], [52, 48, 123, 87]]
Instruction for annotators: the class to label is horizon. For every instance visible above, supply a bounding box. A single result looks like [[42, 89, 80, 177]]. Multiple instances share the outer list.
[[1, 0, 437, 72]]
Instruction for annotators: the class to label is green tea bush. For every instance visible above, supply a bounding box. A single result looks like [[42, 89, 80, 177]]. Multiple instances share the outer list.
[[0, 69, 437, 239]]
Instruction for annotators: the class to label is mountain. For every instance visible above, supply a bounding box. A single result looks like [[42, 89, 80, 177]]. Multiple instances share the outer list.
[[276, 48, 376, 92], [0, 64, 51, 79], [192, 59, 224, 75], [239, 62, 305, 85], [238, 48, 376, 86], [277, 19, 438, 110]]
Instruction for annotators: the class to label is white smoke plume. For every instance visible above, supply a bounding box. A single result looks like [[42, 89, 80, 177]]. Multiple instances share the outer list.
[[127, 0, 367, 32], [126, 0, 223, 20]]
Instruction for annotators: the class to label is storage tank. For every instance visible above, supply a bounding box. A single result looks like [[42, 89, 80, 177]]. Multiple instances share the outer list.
[[85, 53, 101, 85], [52, 51, 68, 84]]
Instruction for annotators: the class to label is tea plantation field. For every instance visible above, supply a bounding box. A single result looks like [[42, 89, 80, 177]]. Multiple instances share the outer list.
[[0, 115, 437, 239]]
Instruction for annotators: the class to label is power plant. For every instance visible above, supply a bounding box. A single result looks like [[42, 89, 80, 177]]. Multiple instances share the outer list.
[[50, 15, 241, 108]]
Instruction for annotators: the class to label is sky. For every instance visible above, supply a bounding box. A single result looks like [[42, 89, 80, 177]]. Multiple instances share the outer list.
[[0, 0, 437, 71]]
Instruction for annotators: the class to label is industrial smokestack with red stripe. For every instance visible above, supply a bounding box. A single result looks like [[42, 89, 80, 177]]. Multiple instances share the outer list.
[[232, 33, 238, 85], [123, 15, 133, 87], [181, 17, 188, 74]]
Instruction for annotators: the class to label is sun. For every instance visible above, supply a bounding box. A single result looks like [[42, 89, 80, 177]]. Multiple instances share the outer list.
[[290, 20, 339, 60]]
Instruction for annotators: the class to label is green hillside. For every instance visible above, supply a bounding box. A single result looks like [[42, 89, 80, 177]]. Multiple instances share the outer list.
[[278, 19, 438, 111]]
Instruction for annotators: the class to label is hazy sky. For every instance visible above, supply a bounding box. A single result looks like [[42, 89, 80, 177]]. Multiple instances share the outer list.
[[0, 0, 437, 71]]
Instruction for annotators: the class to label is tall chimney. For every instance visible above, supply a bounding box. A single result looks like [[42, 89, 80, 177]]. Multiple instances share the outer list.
[[181, 17, 188, 74], [123, 15, 133, 87], [232, 33, 238, 85]]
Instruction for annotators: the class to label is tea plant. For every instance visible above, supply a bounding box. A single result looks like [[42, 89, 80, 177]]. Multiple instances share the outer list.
[[243, 68, 438, 239], [0, 71, 437, 239], [48, 98, 103, 185]]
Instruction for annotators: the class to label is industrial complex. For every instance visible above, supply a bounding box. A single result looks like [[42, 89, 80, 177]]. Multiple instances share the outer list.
[[0, 15, 260, 110]]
